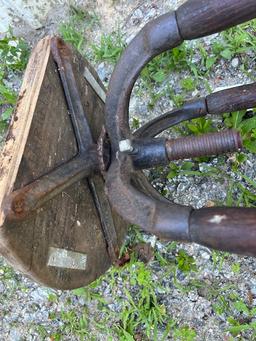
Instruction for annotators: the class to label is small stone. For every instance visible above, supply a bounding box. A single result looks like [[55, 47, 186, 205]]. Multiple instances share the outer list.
[[205, 200, 215, 208], [177, 182, 189, 193], [188, 291, 199, 302], [145, 8, 157, 20], [9, 328, 22, 341], [97, 62, 108, 82], [201, 252, 210, 260], [192, 89, 199, 97], [251, 286, 256, 296], [0, 282, 5, 293], [133, 8, 143, 20], [231, 57, 239, 68], [30, 288, 49, 302]]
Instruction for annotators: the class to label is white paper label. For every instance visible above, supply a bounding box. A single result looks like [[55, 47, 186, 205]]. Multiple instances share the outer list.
[[47, 247, 87, 270]]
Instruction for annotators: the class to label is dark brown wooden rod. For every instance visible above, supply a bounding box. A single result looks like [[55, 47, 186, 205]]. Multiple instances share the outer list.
[[206, 83, 256, 115], [190, 208, 256, 257], [134, 82, 256, 139], [176, 0, 256, 40]]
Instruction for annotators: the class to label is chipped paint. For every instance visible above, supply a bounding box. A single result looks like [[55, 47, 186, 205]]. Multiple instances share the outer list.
[[209, 215, 227, 224]]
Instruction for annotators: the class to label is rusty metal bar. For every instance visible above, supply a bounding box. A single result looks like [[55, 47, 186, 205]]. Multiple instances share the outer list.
[[105, 11, 183, 151], [52, 38, 119, 262], [51, 38, 94, 152], [131, 138, 167, 169], [4, 151, 98, 221]]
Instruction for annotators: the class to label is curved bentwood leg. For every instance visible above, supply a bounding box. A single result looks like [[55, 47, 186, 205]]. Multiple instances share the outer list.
[[105, 0, 256, 257]]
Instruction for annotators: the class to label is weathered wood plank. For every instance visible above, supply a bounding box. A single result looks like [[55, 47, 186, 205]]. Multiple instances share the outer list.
[[0, 37, 51, 225], [0, 37, 127, 289]]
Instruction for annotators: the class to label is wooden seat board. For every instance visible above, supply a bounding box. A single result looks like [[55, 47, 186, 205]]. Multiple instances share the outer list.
[[0, 37, 127, 289]]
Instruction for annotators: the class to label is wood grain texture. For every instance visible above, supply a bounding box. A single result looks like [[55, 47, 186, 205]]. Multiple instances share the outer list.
[[0, 37, 51, 226], [177, 0, 256, 40], [68, 46, 127, 248], [190, 207, 256, 257], [206, 83, 256, 115], [0, 37, 127, 289], [14, 54, 78, 190]]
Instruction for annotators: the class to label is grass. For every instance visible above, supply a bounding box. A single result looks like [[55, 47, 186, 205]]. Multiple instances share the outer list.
[[0, 31, 29, 137], [59, 6, 100, 56], [224, 110, 256, 153], [1, 6, 256, 341], [91, 31, 125, 64], [54, 237, 199, 340]]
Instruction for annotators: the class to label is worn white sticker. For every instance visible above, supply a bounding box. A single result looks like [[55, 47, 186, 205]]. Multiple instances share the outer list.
[[47, 247, 87, 270], [208, 215, 227, 224], [83, 67, 106, 103]]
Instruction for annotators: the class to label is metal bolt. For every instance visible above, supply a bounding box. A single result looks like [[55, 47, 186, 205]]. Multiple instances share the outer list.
[[119, 139, 134, 153], [12, 198, 25, 214]]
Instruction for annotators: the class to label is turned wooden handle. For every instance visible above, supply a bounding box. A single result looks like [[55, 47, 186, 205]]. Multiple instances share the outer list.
[[206, 83, 256, 115], [177, 0, 256, 40], [190, 208, 256, 256]]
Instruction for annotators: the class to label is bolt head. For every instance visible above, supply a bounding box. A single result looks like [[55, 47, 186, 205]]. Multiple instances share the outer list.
[[119, 139, 134, 153]]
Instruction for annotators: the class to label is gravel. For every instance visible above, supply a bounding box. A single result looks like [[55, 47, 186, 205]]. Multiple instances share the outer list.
[[1, 1, 256, 340]]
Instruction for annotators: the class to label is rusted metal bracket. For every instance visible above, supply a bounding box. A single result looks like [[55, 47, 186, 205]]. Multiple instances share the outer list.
[[3, 38, 120, 264], [50, 38, 120, 263], [4, 152, 97, 220]]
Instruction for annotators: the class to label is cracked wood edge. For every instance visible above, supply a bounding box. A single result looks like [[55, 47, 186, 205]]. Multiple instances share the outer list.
[[0, 36, 51, 226]]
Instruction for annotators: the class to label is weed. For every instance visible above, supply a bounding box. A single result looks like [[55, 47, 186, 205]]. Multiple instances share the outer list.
[[226, 299, 256, 336], [59, 23, 85, 52], [167, 143, 256, 208], [48, 293, 58, 303], [35, 325, 48, 339], [114, 261, 168, 339], [220, 20, 256, 61], [131, 117, 141, 130], [185, 117, 215, 135], [141, 43, 193, 85], [169, 91, 185, 108], [167, 161, 194, 180], [173, 325, 197, 341], [59, 309, 89, 339], [224, 110, 256, 153], [0, 32, 29, 134], [231, 262, 240, 274], [211, 251, 229, 272], [59, 6, 99, 54], [176, 249, 197, 273], [180, 77, 196, 92], [0, 32, 29, 71], [91, 30, 125, 64], [69, 5, 100, 27]]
